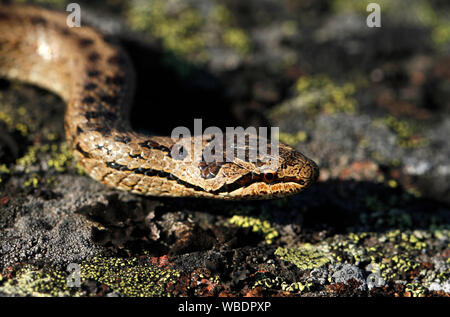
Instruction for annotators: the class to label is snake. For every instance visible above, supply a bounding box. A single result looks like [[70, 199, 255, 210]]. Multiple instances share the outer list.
[[0, 3, 319, 200]]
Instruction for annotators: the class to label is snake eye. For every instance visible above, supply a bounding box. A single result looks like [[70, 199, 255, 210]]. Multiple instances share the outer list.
[[263, 172, 275, 183]]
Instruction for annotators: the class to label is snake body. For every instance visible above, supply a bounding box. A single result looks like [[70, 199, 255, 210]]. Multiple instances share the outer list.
[[0, 4, 319, 199]]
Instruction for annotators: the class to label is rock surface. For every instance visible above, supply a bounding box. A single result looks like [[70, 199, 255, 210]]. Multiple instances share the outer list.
[[0, 0, 449, 297]]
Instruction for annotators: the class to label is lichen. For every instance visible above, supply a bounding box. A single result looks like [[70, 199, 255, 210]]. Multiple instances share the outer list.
[[80, 256, 181, 297], [48, 143, 75, 173], [228, 215, 279, 244], [324, 229, 449, 296], [0, 110, 14, 128], [127, 0, 251, 65], [275, 244, 331, 271], [278, 131, 308, 147], [377, 115, 427, 149], [252, 274, 312, 293], [222, 28, 251, 54], [270, 75, 358, 119], [127, 0, 206, 61], [16, 145, 40, 169], [0, 265, 80, 297]]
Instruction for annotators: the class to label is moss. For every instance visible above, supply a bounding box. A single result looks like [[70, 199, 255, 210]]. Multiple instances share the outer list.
[[275, 244, 331, 270], [80, 256, 181, 297], [228, 215, 279, 244]]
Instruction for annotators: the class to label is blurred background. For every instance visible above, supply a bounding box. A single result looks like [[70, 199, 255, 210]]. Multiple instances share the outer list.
[[2, 0, 449, 201], [0, 0, 449, 297]]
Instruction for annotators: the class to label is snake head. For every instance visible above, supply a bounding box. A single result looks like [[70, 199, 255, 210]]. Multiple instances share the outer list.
[[251, 146, 319, 199], [213, 144, 319, 200]]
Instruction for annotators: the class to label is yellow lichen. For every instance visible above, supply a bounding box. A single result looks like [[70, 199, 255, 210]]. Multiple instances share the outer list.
[[127, 0, 206, 60], [228, 215, 279, 244], [275, 244, 331, 270], [80, 256, 181, 297], [271, 75, 358, 119], [48, 143, 74, 173], [222, 28, 251, 54], [278, 131, 308, 147], [0, 265, 79, 297]]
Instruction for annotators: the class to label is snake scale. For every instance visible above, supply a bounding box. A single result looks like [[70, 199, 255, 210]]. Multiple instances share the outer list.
[[0, 3, 319, 200]]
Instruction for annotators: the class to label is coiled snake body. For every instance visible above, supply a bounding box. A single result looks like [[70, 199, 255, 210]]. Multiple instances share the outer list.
[[0, 4, 318, 199]]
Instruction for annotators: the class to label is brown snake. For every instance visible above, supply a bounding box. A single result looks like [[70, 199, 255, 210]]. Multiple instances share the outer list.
[[0, 4, 319, 200]]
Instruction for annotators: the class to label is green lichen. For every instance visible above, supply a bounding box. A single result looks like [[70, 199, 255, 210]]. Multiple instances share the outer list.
[[222, 28, 251, 54], [404, 282, 429, 297], [24, 173, 40, 188], [0, 97, 39, 138], [228, 215, 279, 244], [0, 164, 10, 183], [324, 229, 449, 294], [16, 145, 41, 169], [80, 256, 181, 297], [127, 0, 251, 65], [14, 141, 78, 176], [270, 75, 358, 119], [278, 131, 308, 147], [48, 143, 75, 173], [210, 4, 233, 26], [127, 0, 207, 61], [432, 21, 450, 47], [0, 265, 80, 297], [275, 244, 331, 270], [252, 274, 312, 293], [377, 115, 427, 149], [211, 4, 251, 55], [0, 110, 14, 128]]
